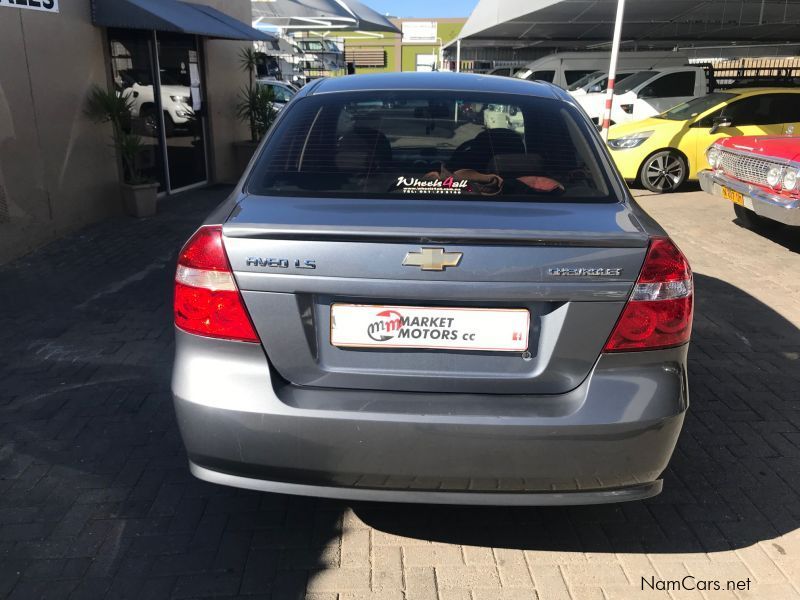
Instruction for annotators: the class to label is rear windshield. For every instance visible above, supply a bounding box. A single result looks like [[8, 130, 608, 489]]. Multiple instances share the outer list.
[[247, 91, 613, 202], [567, 71, 603, 91], [614, 70, 658, 94]]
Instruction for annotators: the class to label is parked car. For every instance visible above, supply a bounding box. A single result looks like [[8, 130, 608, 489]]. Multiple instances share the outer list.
[[486, 66, 525, 77], [607, 67, 709, 125], [607, 88, 800, 193], [569, 70, 641, 123], [255, 79, 297, 111], [575, 66, 708, 126], [172, 72, 693, 506], [514, 51, 688, 89], [483, 102, 524, 134], [117, 68, 194, 136], [700, 135, 800, 229], [567, 69, 637, 96]]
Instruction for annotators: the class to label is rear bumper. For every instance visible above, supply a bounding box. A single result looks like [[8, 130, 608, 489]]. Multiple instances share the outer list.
[[190, 463, 663, 505], [699, 169, 800, 226], [172, 330, 689, 505]]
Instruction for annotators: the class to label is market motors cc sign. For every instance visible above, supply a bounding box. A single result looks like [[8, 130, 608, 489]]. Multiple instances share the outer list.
[[0, 0, 58, 13]]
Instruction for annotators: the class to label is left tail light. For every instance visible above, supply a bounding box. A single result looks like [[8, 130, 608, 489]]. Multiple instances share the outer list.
[[174, 225, 260, 343]]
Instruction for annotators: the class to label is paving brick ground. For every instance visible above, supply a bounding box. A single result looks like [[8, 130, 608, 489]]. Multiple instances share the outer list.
[[0, 184, 799, 599]]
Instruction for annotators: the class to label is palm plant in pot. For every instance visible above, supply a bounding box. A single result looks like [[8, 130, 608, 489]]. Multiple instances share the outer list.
[[233, 48, 278, 175], [85, 86, 159, 218]]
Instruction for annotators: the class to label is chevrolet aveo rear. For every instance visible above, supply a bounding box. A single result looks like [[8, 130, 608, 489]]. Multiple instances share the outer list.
[[172, 73, 693, 505]]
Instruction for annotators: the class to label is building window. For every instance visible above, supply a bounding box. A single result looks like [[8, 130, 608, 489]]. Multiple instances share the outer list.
[[344, 49, 386, 68]]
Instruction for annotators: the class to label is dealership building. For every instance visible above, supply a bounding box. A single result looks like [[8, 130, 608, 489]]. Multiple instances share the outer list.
[[340, 18, 465, 73], [0, 0, 269, 264]]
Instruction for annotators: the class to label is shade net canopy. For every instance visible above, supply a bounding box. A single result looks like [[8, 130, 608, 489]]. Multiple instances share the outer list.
[[458, 0, 800, 48], [252, 0, 400, 34]]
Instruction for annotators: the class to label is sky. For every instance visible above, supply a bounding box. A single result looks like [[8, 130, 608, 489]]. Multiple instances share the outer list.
[[364, 0, 477, 19]]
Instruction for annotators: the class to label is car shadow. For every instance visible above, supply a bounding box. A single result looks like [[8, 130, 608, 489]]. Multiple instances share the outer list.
[[732, 217, 800, 254], [628, 180, 701, 195], [354, 273, 800, 555]]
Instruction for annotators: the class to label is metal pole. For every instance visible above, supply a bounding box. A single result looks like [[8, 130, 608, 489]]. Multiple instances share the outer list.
[[600, 0, 627, 142], [456, 38, 461, 73]]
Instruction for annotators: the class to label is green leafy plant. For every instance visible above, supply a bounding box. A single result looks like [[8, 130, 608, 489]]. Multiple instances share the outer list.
[[84, 85, 151, 185], [236, 85, 277, 143], [236, 48, 277, 142]]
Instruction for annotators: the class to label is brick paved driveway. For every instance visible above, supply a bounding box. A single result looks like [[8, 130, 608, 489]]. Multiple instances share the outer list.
[[1, 184, 799, 600]]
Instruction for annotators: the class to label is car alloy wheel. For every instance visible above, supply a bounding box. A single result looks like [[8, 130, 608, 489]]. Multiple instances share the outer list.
[[640, 151, 687, 194]]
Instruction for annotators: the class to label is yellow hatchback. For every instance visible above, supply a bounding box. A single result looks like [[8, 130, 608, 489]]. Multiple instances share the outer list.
[[607, 88, 800, 193]]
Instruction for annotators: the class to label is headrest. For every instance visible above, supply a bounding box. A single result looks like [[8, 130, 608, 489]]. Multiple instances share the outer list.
[[488, 153, 543, 173], [336, 128, 392, 172]]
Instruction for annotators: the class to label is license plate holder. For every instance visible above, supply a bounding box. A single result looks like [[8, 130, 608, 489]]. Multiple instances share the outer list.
[[330, 304, 531, 352]]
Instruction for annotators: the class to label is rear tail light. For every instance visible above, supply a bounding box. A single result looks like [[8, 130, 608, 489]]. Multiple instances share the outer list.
[[174, 225, 260, 343], [604, 238, 693, 352]]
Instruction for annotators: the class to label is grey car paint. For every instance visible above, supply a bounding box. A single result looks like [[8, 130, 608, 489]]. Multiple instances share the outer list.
[[172, 72, 688, 505]]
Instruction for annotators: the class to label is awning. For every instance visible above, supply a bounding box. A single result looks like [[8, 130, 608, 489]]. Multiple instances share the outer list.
[[338, 0, 401, 34], [456, 0, 800, 49], [252, 0, 400, 34], [92, 0, 277, 42]]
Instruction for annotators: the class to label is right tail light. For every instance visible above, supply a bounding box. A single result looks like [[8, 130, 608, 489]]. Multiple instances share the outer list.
[[604, 238, 693, 352]]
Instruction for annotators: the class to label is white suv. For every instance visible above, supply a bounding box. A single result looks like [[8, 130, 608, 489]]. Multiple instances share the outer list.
[[575, 67, 708, 126], [117, 69, 194, 136]]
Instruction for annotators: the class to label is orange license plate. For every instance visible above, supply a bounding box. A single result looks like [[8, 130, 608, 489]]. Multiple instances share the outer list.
[[721, 186, 744, 205]]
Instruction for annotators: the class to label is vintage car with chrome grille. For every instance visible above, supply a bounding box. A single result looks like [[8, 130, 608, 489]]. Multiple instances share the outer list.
[[700, 136, 800, 229]]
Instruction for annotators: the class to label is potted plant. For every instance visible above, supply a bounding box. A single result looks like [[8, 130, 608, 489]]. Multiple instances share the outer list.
[[85, 86, 159, 218], [233, 48, 278, 175]]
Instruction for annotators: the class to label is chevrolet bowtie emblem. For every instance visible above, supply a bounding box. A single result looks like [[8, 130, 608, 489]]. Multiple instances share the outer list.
[[402, 248, 463, 271]]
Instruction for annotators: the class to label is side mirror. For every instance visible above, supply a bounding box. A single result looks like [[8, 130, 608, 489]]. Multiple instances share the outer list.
[[588, 84, 602, 93], [710, 116, 732, 134]]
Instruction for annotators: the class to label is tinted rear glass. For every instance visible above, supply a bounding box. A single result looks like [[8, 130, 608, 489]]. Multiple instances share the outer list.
[[614, 70, 658, 94], [247, 91, 613, 202]]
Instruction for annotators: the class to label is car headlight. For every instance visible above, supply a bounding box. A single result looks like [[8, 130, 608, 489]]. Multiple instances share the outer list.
[[171, 95, 191, 104], [784, 167, 798, 192], [607, 130, 654, 150], [767, 166, 784, 189], [706, 146, 723, 169]]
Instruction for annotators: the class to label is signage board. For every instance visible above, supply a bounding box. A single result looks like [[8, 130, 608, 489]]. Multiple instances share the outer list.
[[402, 21, 437, 44], [0, 0, 59, 13]]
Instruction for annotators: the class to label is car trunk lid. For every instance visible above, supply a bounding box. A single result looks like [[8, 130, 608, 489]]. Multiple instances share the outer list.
[[222, 195, 649, 395]]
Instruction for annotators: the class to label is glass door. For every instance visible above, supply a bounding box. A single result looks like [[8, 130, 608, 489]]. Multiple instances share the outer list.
[[155, 33, 209, 191], [108, 30, 167, 192]]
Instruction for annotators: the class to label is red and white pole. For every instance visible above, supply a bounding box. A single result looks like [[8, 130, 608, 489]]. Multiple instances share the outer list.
[[600, 0, 627, 142]]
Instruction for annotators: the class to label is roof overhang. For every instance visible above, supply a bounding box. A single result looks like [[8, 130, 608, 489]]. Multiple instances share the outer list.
[[457, 0, 800, 49], [251, 0, 400, 34], [92, 0, 277, 42]]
